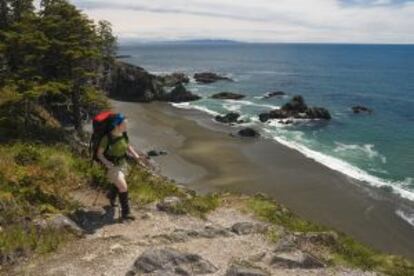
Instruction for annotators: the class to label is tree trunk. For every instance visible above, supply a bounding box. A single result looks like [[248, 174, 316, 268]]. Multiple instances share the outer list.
[[72, 80, 83, 133]]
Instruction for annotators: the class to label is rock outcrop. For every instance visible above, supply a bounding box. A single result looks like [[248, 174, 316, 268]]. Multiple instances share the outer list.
[[215, 112, 241, 124], [259, 96, 331, 122], [157, 73, 190, 87], [162, 83, 201, 103], [108, 61, 165, 102], [211, 92, 245, 100], [194, 72, 233, 84]]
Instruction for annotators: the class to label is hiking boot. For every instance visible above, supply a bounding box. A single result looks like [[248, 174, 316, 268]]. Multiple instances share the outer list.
[[120, 213, 136, 222], [106, 185, 118, 207], [119, 191, 134, 221]]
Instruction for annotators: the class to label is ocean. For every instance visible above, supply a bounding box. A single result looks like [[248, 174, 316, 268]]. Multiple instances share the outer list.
[[119, 43, 414, 203]]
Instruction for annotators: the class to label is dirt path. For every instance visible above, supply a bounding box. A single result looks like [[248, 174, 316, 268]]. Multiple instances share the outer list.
[[13, 190, 374, 276]]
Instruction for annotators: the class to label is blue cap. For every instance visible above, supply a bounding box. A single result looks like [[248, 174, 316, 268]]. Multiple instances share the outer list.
[[112, 113, 125, 127]]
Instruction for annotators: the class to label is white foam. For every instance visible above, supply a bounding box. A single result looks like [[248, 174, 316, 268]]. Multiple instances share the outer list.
[[334, 143, 387, 164], [223, 103, 242, 112], [262, 128, 414, 202], [396, 209, 414, 227], [223, 99, 279, 110], [173, 101, 414, 202], [170, 102, 220, 116]]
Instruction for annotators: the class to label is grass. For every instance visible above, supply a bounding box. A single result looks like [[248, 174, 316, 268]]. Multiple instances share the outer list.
[[0, 143, 93, 267], [243, 194, 414, 275], [127, 165, 220, 218]]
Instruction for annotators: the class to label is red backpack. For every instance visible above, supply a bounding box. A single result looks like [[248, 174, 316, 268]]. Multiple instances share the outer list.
[[89, 111, 116, 162]]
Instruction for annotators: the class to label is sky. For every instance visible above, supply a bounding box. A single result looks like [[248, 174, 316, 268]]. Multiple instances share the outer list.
[[70, 0, 414, 44]]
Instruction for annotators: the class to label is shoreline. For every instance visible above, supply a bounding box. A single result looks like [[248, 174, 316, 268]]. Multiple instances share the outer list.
[[113, 99, 414, 259]]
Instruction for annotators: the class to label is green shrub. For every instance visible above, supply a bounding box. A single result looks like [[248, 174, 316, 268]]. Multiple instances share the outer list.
[[14, 145, 41, 165]]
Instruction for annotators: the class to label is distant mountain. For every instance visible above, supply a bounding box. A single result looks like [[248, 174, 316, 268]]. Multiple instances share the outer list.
[[119, 38, 244, 46], [161, 39, 243, 45]]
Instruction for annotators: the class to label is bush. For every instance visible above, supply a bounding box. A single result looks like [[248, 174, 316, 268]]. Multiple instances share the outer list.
[[14, 145, 41, 166]]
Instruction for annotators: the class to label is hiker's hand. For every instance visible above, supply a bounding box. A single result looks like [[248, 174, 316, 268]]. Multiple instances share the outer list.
[[105, 162, 114, 169]]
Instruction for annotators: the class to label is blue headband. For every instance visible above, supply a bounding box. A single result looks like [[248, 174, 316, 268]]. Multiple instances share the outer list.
[[112, 113, 125, 127]]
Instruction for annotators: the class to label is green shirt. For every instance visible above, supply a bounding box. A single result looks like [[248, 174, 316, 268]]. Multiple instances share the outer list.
[[99, 134, 129, 162]]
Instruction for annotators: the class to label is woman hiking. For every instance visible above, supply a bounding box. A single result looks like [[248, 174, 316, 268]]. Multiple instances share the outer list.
[[97, 113, 147, 221]]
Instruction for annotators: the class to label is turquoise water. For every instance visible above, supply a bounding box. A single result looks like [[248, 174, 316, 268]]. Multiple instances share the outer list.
[[120, 43, 414, 201]]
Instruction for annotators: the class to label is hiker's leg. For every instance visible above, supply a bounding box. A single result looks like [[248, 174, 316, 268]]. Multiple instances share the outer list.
[[114, 171, 128, 193], [108, 167, 128, 193]]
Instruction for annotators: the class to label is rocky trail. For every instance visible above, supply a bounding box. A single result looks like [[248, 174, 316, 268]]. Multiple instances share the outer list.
[[12, 189, 375, 276]]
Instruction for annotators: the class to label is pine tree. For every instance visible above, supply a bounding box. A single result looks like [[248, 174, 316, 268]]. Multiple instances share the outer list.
[[39, 0, 101, 132]]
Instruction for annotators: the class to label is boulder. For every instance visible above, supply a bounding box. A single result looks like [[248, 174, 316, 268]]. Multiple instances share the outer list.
[[226, 263, 270, 276], [296, 231, 338, 247], [263, 91, 286, 99], [128, 248, 218, 275], [259, 95, 331, 122], [238, 128, 260, 138], [273, 235, 297, 252], [215, 112, 241, 124], [230, 222, 268, 235], [162, 83, 201, 103], [270, 249, 325, 269], [194, 72, 233, 84], [158, 73, 190, 87], [211, 92, 245, 100], [352, 105, 373, 114], [156, 197, 185, 214], [34, 214, 84, 236]]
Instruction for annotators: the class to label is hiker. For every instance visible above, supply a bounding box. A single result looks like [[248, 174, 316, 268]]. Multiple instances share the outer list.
[[96, 113, 146, 221]]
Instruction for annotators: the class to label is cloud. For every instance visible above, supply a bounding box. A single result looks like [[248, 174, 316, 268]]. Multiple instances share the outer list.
[[72, 0, 414, 43]]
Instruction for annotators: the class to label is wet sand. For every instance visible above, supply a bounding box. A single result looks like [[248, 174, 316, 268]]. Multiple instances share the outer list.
[[113, 100, 414, 259]]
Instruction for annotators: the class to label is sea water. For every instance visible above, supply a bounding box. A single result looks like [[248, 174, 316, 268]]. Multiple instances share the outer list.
[[120, 43, 414, 204]]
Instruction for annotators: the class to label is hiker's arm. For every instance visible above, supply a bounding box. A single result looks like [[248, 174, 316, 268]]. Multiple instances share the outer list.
[[97, 147, 114, 168], [127, 145, 152, 168], [127, 145, 147, 161]]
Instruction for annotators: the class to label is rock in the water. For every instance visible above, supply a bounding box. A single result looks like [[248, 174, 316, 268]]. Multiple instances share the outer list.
[[211, 92, 245, 100], [215, 112, 241, 124], [129, 248, 218, 275], [194, 72, 233, 84], [226, 263, 270, 276], [271, 249, 325, 269], [158, 73, 190, 87], [230, 222, 268, 235], [352, 105, 373, 114], [263, 91, 286, 99], [259, 95, 331, 122], [238, 128, 260, 138], [147, 150, 168, 157], [156, 197, 185, 214], [162, 83, 201, 103]]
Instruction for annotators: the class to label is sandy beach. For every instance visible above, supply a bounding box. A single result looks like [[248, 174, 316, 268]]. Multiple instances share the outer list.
[[112, 99, 414, 259]]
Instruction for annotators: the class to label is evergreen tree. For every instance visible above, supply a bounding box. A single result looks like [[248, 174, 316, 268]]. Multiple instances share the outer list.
[[39, 0, 101, 131]]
